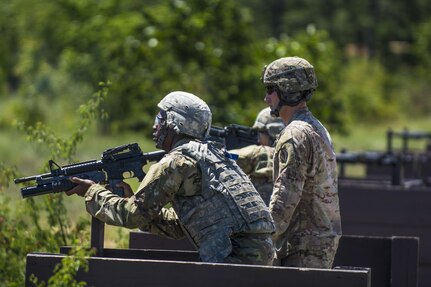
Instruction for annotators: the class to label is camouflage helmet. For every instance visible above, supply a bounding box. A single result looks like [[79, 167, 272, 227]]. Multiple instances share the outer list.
[[157, 91, 212, 140], [252, 107, 285, 140], [262, 57, 318, 105]]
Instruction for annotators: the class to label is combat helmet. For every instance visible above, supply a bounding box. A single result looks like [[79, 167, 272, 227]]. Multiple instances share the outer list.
[[157, 91, 212, 140], [253, 107, 285, 143], [262, 56, 318, 106]]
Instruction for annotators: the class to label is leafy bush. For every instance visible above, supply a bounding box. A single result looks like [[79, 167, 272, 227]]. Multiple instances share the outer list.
[[339, 58, 398, 123], [0, 83, 108, 286]]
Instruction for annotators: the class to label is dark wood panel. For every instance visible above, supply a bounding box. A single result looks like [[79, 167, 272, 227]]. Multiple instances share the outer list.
[[339, 182, 431, 287], [26, 252, 371, 287]]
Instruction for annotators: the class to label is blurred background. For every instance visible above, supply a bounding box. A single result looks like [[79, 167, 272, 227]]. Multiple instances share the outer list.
[[1, 0, 431, 285]]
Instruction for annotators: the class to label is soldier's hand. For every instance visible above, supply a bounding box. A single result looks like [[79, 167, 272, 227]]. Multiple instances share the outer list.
[[116, 181, 134, 198], [66, 177, 95, 197]]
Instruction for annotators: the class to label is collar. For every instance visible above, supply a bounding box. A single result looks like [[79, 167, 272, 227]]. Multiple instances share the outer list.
[[171, 138, 195, 150], [288, 107, 310, 125]]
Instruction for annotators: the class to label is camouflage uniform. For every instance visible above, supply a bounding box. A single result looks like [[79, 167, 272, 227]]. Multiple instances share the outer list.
[[230, 107, 284, 205], [269, 107, 341, 268], [230, 145, 275, 205], [85, 138, 275, 265]]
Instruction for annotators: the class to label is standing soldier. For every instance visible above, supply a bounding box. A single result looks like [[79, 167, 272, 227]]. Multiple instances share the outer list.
[[262, 56, 342, 268], [67, 91, 275, 265], [230, 107, 285, 205]]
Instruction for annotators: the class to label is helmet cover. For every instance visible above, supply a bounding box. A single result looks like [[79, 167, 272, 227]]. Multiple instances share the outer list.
[[157, 91, 212, 139], [252, 107, 285, 140]]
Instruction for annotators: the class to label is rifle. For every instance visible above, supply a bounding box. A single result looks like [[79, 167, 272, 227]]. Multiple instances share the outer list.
[[14, 143, 166, 198], [209, 124, 258, 150], [386, 128, 431, 153]]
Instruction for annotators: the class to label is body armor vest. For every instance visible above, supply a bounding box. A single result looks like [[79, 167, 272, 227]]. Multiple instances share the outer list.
[[172, 141, 273, 262]]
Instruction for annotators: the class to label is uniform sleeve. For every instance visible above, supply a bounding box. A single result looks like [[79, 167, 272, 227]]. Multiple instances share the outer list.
[[85, 186, 185, 238], [85, 184, 148, 229], [230, 145, 260, 174], [139, 207, 185, 240], [269, 133, 308, 237], [133, 153, 199, 238], [84, 152, 199, 238]]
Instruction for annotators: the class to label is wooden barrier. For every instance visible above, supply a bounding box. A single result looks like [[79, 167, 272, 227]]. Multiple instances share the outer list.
[[339, 180, 431, 287], [129, 232, 419, 287], [334, 235, 419, 287], [26, 251, 371, 287]]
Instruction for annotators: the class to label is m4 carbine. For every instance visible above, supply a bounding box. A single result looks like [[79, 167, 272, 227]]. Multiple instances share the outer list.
[[209, 124, 258, 150], [14, 143, 166, 198]]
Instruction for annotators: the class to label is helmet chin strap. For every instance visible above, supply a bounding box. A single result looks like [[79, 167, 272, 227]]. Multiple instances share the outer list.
[[269, 91, 284, 117], [271, 90, 311, 117], [270, 92, 298, 117], [270, 104, 281, 117], [155, 124, 169, 149]]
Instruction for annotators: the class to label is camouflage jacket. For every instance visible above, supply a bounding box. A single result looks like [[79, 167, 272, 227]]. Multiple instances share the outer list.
[[230, 145, 275, 205], [85, 138, 274, 263], [270, 107, 342, 261]]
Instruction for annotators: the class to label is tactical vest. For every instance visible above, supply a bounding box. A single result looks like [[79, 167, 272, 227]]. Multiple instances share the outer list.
[[172, 141, 274, 262]]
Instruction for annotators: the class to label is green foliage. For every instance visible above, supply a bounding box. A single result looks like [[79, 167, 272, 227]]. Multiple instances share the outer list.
[[0, 162, 17, 190], [413, 19, 431, 73], [0, 197, 91, 287], [2, 0, 430, 135], [261, 26, 347, 133], [0, 84, 109, 286], [0, 94, 46, 129], [14, 82, 109, 162], [338, 58, 398, 123], [239, 0, 431, 67]]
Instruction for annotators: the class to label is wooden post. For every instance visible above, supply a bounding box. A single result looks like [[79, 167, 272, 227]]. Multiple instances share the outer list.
[[90, 217, 105, 256]]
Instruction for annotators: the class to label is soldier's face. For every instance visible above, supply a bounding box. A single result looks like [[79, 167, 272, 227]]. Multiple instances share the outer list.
[[264, 86, 279, 114], [152, 110, 167, 146]]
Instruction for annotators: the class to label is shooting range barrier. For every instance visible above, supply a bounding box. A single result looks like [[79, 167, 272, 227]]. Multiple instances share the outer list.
[[25, 216, 371, 287], [129, 232, 418, 287], [338, 181, 430, 287], [336, 130, 431, 287], [26, 249, 371, 287]]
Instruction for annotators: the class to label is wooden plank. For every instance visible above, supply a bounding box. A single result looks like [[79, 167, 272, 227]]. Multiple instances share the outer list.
[[333, 235, 419, 287], [339, 184, 431, 225], [391, 237, 419, 287], [334, 235, 392, 287], [60, 246, 200, 262], [129, 233, 417, 287], [26, 252, 371, 287], [339, 184, 430, 287], [90, 217, 105, 256]]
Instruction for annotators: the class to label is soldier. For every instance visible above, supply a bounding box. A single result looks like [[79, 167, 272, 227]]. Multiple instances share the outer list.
[[66, 91, 275, 265], [230, 107, 285, 205], [262, 56, 342, 268]]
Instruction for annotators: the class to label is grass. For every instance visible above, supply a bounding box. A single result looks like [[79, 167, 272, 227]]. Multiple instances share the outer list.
[[331, 115, 431, 177], [332, 116, 431, 152], [2, 115, 431, 248]]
